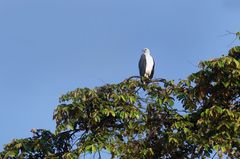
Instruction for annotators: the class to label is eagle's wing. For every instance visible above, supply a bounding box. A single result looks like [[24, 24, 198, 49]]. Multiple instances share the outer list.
[[138, 54, 146, 77]]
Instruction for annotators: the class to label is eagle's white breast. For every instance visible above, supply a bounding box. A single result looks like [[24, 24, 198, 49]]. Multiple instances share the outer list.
[[144, 53, 154, 77]]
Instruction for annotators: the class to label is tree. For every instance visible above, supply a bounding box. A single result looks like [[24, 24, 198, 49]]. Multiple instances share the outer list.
[[0, 46, 240, 159]]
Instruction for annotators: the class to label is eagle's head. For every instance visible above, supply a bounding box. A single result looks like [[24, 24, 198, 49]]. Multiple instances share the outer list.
[[143, 48, 150, 54]]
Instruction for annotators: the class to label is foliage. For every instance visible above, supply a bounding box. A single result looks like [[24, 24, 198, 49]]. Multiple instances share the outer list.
[[0, 46, 240, 159]]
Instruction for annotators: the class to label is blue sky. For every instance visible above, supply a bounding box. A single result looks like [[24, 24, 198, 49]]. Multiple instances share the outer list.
[[0, 0, 239, 156]]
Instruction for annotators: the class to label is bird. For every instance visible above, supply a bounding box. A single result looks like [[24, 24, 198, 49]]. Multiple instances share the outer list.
[[138, 48, 155, 83]]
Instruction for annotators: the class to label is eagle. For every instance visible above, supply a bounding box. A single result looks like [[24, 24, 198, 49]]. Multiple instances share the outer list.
[[138, 48, 155, 82]]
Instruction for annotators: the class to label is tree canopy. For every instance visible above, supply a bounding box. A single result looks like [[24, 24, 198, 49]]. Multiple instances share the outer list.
[[1, 46, 240, 159]]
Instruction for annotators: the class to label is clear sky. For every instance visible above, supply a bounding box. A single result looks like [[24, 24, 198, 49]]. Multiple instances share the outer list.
[[0, 0, 240, 156]]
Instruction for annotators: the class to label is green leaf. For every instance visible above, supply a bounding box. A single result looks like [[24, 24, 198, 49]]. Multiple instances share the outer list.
[[63, 152, 78, 159], [4, 150, 18, 157], [221, 147, 226, 153], [169, 137, 178, 144], [120, 95, 126, 102], [217, 61, 225, 68], [129, 96, 136, 103], [157, 98, 163, 105], [222, 81, 230, 88], [168, 99, 174, 106], [183, 127, 189, 133], [91, 144, 97, 153], [67, 124, 74, 130], [213, 145, 219, 151], [109, 110, 116, 117]]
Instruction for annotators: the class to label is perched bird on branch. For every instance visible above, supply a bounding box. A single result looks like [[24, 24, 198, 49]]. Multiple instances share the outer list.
[[138, 48, 155, 83]]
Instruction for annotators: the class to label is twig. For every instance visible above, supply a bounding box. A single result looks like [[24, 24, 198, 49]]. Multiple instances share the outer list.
[[211, 151, 217, 159], [98, 149, 101, 159], [124, 75, 140, 82], [151, 78, 167, 83]]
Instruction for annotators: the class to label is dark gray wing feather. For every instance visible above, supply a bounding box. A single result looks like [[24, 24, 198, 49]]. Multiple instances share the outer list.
[[138, 54, 146, 77]]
